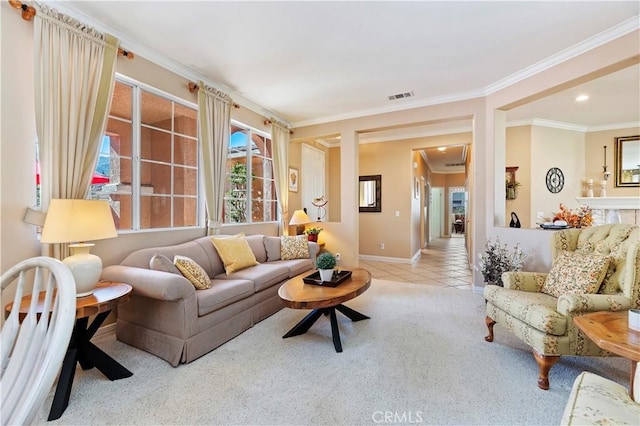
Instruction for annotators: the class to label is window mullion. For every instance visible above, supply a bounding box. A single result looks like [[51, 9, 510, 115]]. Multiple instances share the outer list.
[[132, 85, 141, 231]]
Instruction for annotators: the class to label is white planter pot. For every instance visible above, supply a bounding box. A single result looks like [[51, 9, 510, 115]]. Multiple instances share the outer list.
[[319, 268, 334, 282]]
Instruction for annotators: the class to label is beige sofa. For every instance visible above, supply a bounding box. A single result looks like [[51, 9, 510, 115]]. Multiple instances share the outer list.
[[101, 234, 319, 366]]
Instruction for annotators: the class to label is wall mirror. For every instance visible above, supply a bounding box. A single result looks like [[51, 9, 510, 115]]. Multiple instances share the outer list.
[[359, 175, 381, 212], [614, 135, 640, 187]]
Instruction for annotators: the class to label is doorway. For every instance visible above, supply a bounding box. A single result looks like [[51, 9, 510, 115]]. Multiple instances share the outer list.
[[429, 187, 444, 241], [449, 187, 467, 237]]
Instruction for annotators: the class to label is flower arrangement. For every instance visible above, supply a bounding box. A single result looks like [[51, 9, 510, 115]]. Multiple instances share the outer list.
[[477, 237, 530, 286], [316, 252, 337, 270], [552, 204, 593, 228], [304, 227, 323, 235]]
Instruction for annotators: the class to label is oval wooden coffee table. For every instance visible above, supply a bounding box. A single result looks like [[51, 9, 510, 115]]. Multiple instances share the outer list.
[[278, 267, 371, 352]]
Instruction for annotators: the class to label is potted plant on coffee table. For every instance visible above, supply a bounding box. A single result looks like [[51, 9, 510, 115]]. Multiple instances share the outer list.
[[304, 227, 323, 242], [316, 252, 337, 282]]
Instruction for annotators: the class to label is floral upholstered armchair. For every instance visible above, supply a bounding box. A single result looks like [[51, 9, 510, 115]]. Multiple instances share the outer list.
[[483, 224, 640, 390]]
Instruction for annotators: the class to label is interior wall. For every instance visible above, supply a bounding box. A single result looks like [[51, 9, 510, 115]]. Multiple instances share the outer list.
[[585, 126, 640, 197], [1, 4, 39, 273], [359, 142, 412, 259], [505, 125, 532, 227], [328, 146, 341, 221], [530, 126, 586, 222]]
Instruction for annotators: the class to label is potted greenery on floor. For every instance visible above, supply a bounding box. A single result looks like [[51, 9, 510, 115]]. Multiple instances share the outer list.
[[316, 252, 337, 282], [477, 237, 530, 286]]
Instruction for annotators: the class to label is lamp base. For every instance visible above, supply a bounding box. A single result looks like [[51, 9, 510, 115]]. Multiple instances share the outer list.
[[63, 243, 102, 297]]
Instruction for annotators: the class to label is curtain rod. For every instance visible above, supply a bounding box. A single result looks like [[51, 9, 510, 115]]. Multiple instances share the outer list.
[[187, 82, 240, 109], [117, 48, 135, 60], [8, 0, 36, 21], [9, 1, 135, 60]]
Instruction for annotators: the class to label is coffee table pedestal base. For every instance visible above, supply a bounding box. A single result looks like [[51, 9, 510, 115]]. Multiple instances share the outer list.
[[282, 304, 369, 352]]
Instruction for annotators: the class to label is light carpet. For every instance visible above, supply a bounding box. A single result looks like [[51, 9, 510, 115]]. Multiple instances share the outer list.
[[34, 279, 628, 425]]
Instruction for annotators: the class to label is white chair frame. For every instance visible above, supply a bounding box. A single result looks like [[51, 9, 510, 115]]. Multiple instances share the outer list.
[[1, 257, 76, 425]]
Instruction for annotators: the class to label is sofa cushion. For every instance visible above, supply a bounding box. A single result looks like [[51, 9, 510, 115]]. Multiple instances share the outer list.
[[196, 279, 254, 316], [484, 285, 567, 336], [541, 251, 610, 298], [149, 253, 181, 275], [245, 234, 267, 263], [215, 263, 290, 292], [280, 235, 310, 260], [271, 259, 314, 277], [211, 234, 259, 274], [264, 236, 281, 261], [174, 255, 212, 290]]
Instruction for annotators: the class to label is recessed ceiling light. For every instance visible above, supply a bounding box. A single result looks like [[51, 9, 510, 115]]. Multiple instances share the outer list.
[[437, 147, 447, 152], [575, 95, 589, 102]]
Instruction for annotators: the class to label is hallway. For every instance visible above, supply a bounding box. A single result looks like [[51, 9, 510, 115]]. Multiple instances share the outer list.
[[359, 235, 472, 290]]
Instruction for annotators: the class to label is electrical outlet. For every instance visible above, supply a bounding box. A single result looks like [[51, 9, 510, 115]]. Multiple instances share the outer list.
[[335, 253, 341, 261], [380, 243, 385, 250]]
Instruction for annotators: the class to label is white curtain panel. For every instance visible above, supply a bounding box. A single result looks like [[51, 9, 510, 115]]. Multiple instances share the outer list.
[[197, 82, 231, 236], [34, 3, 118, 258], [271, 119, 290, 236]]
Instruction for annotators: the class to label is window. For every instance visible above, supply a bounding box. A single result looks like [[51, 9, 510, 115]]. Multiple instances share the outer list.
[[90, 78, 200, 230], [224, 123, 276, 223]]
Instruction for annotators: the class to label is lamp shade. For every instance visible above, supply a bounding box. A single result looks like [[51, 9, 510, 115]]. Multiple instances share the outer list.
[[289, 210, 311, 226], [41, 199, 117, 244], [40, 199, 117, 297]]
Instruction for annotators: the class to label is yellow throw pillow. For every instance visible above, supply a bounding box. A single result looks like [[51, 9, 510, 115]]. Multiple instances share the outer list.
[[174, 255, 211, 290], [280, 235, 310, 260], [541, 251, 611, 298], [211, 233, 259, 274]]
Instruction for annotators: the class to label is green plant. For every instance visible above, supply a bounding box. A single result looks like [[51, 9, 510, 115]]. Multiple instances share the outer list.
[[505, 179, 521, 189], [304, 227, 323, 235], [226, 162, 249, 223], [476, 237, 530, 286], [316, 252, 336, 270]]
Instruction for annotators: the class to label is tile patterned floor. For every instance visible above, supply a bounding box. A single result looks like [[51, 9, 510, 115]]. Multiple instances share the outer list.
[[359, 235, 472, 291]]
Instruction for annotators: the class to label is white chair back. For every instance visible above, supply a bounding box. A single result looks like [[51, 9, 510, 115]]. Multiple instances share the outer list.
[[1, 257, 76, 425]]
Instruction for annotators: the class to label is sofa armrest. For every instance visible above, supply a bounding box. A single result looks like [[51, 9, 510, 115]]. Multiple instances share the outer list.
[[308, 242, 319, 263], [557, 293, 631, 315], [501, 271, 547, 292], [101, 265, 195, 301]]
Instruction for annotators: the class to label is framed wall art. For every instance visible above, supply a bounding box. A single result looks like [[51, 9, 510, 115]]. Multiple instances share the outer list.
[[288, 167, 299, 192]]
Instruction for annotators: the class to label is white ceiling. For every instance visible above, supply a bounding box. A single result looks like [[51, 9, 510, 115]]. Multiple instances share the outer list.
[[58, 1, 639, 172]]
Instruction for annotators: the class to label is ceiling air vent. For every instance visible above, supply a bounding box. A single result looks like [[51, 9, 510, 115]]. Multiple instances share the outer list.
[[445, 162, 466, 167], [388, 91, 414, 101]]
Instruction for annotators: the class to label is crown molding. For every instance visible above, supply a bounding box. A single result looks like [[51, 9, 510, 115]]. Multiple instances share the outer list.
[[292, 91, 484, 128], [484, 16, 640, 95], [359, 126, 473, 144], [47, 1, 291, 128], [586, 121, 640, 132], [506, 118, 588, 132]]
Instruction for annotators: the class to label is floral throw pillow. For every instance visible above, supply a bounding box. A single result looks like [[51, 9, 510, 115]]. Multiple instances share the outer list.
[[541, 251, 611, 298], [280, 235, 310, 260], [174, 255, 211, 290]]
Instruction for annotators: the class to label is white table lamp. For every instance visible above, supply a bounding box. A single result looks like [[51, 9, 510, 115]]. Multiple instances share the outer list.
[[41, 199, 117, 297], [289, 210, 311, 235]]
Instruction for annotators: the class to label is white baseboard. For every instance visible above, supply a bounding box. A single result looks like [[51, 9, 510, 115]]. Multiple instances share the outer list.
[[359, 254, 415, 264]]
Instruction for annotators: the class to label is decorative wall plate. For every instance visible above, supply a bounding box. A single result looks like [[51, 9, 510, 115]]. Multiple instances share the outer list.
[[546, 167, 564, 193]]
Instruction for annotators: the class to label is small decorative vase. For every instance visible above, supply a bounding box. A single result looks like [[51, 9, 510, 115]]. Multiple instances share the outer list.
[[307, 234, 318, 242], [318, 268, 334, 282]]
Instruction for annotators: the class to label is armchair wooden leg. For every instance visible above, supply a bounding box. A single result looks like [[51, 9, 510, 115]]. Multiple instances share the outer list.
[[484, 316, 496, 342], [533, 349, 560, 390]]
